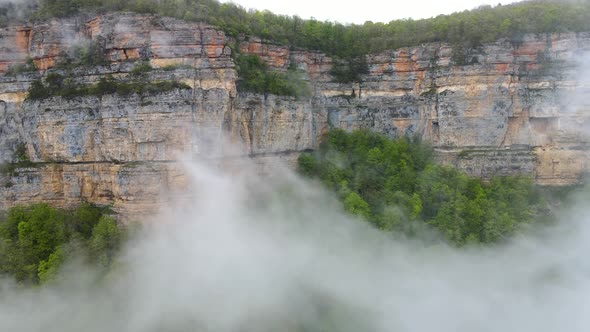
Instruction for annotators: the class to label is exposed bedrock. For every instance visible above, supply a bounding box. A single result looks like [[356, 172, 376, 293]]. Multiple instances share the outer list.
[[1, 13, 589, 217]]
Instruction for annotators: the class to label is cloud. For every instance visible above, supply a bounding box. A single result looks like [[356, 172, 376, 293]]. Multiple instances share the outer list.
[[0, 154, 589, 332]]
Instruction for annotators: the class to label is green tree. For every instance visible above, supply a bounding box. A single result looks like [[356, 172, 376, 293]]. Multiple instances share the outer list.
[[27, 80, 49, 100], [0, 203, 121, 284], [89, 216, 122, 267], [38, 245, 67, 284], [343, 191, 371, 220]]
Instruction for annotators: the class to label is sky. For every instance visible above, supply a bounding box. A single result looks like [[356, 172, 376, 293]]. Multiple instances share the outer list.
[[219, 0, 522, 24]]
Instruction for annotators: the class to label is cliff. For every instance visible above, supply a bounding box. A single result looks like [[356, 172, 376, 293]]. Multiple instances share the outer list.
[[0, 13, 589, 218]]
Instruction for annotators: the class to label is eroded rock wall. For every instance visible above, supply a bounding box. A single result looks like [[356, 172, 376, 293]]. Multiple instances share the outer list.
[[242, 34, 590, 187], [1, 13, 589, 218]]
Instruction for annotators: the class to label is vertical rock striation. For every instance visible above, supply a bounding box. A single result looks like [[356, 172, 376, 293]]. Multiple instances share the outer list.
[[0, 13, 589, 218]]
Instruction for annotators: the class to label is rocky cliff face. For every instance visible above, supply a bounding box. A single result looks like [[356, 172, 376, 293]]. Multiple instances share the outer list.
[[242, 33, 590, 185], [0, 13, 589, 218]]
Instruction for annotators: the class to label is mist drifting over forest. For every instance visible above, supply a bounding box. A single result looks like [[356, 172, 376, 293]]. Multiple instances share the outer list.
[[0, 1, 590, 331], [0, 154, 588, 332]]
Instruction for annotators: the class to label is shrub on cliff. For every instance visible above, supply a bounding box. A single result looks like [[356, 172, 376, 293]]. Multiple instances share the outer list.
[[235, 54, 310, 98], [27, 79, 49, 100], [26, 71, 190, 101], [93, 75, 118, 95], [130, 61, 153, 77], [298, 129, 547, 246], [114, 80, 191, 96], [27, 73, 70, 100], [329, 55, 369, 84], [0, 143, 35, 177], [56, 41, 109, 69], [6, 58, 37, 76]]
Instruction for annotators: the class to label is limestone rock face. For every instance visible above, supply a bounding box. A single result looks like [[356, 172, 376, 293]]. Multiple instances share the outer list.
[[0, 13, 589, 218]]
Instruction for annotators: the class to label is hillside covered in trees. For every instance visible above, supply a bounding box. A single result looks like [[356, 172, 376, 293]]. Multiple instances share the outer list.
[[298, 130, 552, 246], [1, 0, 589, 61], [0, 203, 124, 284]]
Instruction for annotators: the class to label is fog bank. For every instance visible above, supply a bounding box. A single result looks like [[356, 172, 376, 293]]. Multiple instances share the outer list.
[[0, 158, 588, 332]]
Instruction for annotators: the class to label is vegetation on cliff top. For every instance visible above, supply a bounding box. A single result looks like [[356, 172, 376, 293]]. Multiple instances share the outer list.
[[2, 0, 586, 86], [298, 129, 549, 246], [235, 53, 311, 98], [1, 0, 588, 60]]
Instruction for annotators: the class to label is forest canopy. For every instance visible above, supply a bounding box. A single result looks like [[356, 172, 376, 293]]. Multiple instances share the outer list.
[[298, 129, 550, 246], [0, 203, 124, 284]]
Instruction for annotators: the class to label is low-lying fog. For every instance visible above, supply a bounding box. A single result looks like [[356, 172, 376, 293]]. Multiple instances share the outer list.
[[0, 159, 588, 332]]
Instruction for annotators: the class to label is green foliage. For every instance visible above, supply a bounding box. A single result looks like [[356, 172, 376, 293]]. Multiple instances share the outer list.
[[161, 63, 194, 71], [39, 0, 79, 17], [343, 191, 371, 219], [0, 203, 121, 284], [451, 43, 467, 66], [6, 57, 37, 75], [37, 245, 66, 283], [1, 0, 586, 62], [235, 54, 310, 98], [26, 71, 191, 101], [115, 80, 192, 96], [13, 143, 29, 164], [0, 143, 35, 176], [329, 55, 369, 83], [2, 0, 587, 89], [0, 1, 35, 27], [298, 129, 547, 246], [130, 61, 153, 77], [25, 72, 67, 100], [297, 153, 318, 176], [94, 74, 118, 95], [27, 79, 50, 100], [69, 202, 108, 238], [56, 41, 108, 69], [89, 216, 122, 267]]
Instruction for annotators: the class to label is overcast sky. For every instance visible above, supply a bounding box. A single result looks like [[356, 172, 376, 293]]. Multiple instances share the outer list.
[[219, 0, 522, 24]]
